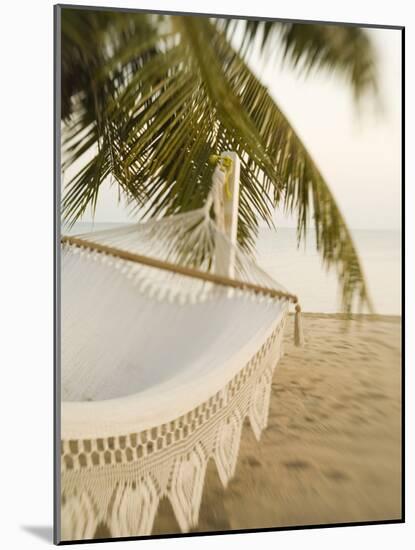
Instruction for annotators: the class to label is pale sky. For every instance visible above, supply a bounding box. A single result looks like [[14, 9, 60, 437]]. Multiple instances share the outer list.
[[62, 25, 402, 231]]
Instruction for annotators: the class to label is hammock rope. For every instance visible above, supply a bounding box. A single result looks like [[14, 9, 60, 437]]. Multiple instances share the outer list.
[[61, 235, 299, 304]]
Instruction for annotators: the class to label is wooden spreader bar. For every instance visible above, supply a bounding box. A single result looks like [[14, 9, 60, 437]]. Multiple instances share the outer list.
[[61, 235, 298, 304]]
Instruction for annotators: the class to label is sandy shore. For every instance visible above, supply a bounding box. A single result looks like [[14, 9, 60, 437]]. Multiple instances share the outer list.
[[153, 313, 402, 533]]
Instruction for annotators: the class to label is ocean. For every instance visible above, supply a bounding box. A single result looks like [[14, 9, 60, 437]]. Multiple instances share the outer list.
[[256, 227, 401, 315], [66, 222, 402, 315]]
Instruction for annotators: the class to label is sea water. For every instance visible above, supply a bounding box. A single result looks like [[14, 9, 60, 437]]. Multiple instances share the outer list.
[[256, 227, 401, 315], [66, 222, 401, 315]]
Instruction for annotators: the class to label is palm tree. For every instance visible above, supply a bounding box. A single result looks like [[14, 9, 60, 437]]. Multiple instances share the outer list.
[[60, 8, 378, 312]]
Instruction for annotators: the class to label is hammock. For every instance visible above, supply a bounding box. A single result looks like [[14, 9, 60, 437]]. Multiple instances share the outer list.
[[60, 153, 303, 541]]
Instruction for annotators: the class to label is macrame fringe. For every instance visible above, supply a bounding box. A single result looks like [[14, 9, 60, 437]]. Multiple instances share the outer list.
[[61, 316, 288, 540], [294, 303, 304, 347]]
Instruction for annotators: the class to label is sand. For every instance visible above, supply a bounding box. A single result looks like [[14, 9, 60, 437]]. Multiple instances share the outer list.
[[152, 313, 402, 534]]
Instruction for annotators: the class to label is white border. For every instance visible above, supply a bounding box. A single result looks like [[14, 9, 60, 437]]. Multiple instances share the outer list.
[[0, 1, 411, 548]]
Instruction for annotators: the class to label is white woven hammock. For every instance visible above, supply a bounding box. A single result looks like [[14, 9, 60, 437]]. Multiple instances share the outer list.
[[60, 154, 301, 541]]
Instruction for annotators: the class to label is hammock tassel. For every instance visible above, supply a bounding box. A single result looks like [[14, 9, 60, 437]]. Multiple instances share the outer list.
[[294, 303, 304, 347]]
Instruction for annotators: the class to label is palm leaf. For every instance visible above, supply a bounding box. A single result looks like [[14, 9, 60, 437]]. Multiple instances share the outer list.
[[60, 10, 376, 311], [220, 19, 378, 100]]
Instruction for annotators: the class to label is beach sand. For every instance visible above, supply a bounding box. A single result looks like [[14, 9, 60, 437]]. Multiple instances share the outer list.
[[152, 313, 402, 534]]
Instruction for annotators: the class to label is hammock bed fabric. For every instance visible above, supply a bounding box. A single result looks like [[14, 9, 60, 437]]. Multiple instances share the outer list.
[[60, 155, 301, 540]]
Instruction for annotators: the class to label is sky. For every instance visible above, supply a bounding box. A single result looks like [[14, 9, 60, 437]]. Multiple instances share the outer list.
[[62, 25, 402, 231]]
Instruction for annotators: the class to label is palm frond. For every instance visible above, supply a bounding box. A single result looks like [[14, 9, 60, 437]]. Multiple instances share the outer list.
[[60, 10, 376, 311], [201, 19, 373, 311], [220, 19, 378, 100]]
